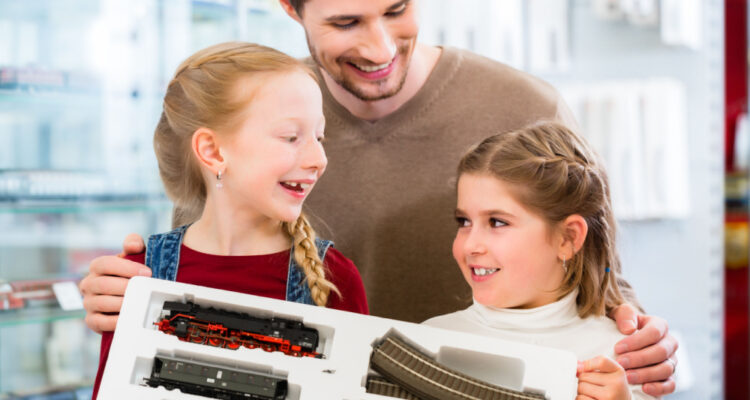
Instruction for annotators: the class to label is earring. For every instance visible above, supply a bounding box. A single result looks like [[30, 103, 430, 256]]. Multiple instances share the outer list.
[[216, 170, 223, 189], [562, 256, 567, 274]]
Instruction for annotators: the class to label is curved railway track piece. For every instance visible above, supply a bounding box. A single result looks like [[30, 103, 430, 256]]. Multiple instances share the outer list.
[[366, 375, 421, 400], [370, 334, 547, 400]]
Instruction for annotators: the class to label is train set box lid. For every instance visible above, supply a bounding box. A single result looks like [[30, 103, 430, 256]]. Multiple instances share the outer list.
[[99, 276, 578, 399]]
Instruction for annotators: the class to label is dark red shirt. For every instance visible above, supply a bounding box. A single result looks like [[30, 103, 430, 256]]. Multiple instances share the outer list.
[[92, 244, 368, 398]]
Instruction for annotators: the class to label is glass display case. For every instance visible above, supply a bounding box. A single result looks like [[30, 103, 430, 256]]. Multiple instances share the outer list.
[[0, 0, 307, 397], [0, 0, 165, 397]]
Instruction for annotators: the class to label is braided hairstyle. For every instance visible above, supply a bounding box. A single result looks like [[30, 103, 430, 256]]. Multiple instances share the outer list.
[[457, 122, 624, 317], [154, 42, 338, 307], [285, 215, 341, 306]]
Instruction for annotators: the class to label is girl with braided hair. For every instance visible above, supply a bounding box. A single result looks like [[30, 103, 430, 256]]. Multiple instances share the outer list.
[[424, 122, 654, 399], [91, 42, 367, 399]]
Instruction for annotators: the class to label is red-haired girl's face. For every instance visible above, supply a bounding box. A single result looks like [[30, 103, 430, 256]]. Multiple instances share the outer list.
[[453, 173, 566, 309], [219, 70, 327, 223]]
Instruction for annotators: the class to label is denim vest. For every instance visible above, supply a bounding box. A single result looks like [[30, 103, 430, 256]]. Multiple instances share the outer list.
[[143, 225, 333, 305]]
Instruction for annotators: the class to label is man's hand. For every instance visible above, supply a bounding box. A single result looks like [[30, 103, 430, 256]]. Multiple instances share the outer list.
[[610, 304, 678, 396], [577, 356, 630, 400], [79, 233, 149, 334]]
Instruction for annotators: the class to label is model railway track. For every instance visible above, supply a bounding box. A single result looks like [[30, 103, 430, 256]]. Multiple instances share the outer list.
[[369, 334, 547, 400], [366, 375, 422, 399]]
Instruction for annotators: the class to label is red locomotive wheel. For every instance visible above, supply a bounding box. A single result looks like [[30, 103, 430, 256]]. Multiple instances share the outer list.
[[226, 337, 241, 350]]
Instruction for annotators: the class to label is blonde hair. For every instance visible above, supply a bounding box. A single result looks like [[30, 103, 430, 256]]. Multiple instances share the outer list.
[[155, 41, 338, 307], [457, 122, 624, 317]]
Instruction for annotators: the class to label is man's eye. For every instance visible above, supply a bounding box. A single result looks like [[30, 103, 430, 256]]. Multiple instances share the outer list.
[[386, 3, 407, 17], [489, 218, 507, 228], [455, 217, 470, 227], [333, 19, 358, 29], [284, 136, 298, 143]]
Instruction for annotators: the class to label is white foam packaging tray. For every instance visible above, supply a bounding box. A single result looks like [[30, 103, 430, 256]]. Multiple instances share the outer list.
[[100, 276, 578, 399]]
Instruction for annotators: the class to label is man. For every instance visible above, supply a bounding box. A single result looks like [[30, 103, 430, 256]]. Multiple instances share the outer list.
[[80, 0, 678, 395]]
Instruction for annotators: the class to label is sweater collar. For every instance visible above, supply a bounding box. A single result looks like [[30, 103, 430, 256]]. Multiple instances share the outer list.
[[469, 289, 581, 332]]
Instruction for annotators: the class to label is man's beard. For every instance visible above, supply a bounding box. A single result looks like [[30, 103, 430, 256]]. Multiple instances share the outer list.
[[308, 40, 411, 102]]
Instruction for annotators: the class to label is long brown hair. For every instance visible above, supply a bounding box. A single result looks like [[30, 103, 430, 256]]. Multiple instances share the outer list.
[[154, 42, 338, 306], [457, 122, 624, 317]]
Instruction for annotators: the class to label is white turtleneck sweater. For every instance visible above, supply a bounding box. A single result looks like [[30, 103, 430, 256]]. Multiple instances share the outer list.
[[423, 290, 653, 399]]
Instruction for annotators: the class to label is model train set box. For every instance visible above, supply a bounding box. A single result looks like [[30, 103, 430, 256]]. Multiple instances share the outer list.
[[99, 277, 578, 399]]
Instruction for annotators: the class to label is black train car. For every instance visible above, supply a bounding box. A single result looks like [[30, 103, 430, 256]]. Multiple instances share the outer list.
[[144, 355, 287, 400], [155, 301, 321, 358]]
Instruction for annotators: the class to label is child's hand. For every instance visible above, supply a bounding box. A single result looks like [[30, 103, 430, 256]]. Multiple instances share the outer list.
[[79, 233, 149, 333], [576, 356, 631, 400]]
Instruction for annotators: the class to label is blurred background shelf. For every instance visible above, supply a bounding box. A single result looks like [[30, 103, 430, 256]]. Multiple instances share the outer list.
[[0, 308, 86, 328], [0, 199, 170, 212], [0, 91, 102, 108], [0, 384, 93, 400]]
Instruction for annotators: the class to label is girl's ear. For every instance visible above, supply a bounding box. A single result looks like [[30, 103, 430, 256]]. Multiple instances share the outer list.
[[192, 128, 225, 174], [558, 214, 588, 260]]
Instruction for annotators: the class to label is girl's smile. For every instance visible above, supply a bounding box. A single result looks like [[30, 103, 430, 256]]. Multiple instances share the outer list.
[[279, 179, 316, 199], [469, 264, 500, 281]]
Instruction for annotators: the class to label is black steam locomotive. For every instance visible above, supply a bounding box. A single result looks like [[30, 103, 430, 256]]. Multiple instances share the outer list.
[[154, 301, 322, 358]]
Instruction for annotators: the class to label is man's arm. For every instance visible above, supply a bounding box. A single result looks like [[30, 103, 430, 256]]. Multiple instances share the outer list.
[[79, 234, 150, 333], [610, 304, 679, 397]]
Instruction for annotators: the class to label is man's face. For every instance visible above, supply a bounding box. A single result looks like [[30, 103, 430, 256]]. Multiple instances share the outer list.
[[297, 0, 419, 102]]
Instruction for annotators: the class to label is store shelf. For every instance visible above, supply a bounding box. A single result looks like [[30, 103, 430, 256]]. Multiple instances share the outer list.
[[0, 90, 100, 107], [0, 386, 93, 400], [0, 231, 146, 249], [0, 90, 164, 112], [0, 170, 169, 207], [0, 307, 85, 328], [0, 277, 85, 328], [0, 198, 171, 214]]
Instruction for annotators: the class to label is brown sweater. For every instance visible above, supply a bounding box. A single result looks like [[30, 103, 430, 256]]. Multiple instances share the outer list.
[[302, 47, 640, 323]]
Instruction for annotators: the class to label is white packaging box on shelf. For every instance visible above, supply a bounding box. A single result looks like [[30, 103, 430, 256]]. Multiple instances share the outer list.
[[99, 277, 578, 399]]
